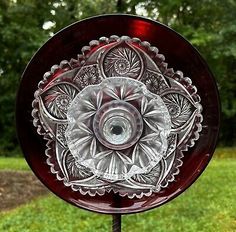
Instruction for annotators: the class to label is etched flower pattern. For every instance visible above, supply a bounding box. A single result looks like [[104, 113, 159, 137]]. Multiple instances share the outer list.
[[141, 71, 168, 94], [74, 65, 101, 89], [41, 83, 79, 120], [103, 45, 142, 79], [163, 93, 194, 129]]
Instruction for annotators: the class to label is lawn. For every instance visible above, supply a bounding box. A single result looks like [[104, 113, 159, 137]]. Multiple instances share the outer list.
[[0, 157, 29, 171], [0, 148, 235, 232]]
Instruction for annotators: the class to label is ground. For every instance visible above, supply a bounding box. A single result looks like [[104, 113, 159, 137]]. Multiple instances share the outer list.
[[0, 171, 48, 211]]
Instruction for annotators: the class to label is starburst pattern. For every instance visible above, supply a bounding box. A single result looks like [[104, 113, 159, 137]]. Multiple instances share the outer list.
[[141, 71, 168, 94], [74, 65, 101, 89], [103, 45, 142, 79], [163, 93, 194, 129], [41, 83, 79, 120]]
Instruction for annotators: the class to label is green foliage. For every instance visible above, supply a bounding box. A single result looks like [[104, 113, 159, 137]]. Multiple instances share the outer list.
[[0, 0, 236, 156], [0, 158, 235, 231], [0, 0, 50, 156]]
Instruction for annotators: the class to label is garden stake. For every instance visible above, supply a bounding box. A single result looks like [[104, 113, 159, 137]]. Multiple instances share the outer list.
[[16, 14, 220, 231]]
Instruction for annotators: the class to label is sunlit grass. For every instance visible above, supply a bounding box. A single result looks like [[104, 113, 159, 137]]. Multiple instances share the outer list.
[[214, 147, 236, 159], [0, 157, 29, 171]]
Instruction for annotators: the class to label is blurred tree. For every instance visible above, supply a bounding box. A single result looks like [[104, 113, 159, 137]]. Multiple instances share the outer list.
[[0, 0, 50, 156], [0, 0, 235, 156]]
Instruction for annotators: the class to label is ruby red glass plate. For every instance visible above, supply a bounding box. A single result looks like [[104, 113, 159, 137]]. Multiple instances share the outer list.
[[16, 15, 220, 214]]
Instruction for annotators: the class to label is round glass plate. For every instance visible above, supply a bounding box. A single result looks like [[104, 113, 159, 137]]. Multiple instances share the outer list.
[[16, 14, 220, 214]]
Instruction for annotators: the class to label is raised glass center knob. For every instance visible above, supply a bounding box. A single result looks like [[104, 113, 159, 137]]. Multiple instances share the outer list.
[[93, 100, 143, 150]]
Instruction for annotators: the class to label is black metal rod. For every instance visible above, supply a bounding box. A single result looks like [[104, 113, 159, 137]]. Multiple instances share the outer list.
[[112, 214, 121, 232]]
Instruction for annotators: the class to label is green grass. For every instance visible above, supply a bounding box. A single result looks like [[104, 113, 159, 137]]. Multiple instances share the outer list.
[[214, 147, 236, 159], [0, 157, 29, 171], [0, 157, 235, 232]]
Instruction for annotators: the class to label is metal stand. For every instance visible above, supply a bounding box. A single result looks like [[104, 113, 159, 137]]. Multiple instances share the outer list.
[[112, 214, 121, 232]]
